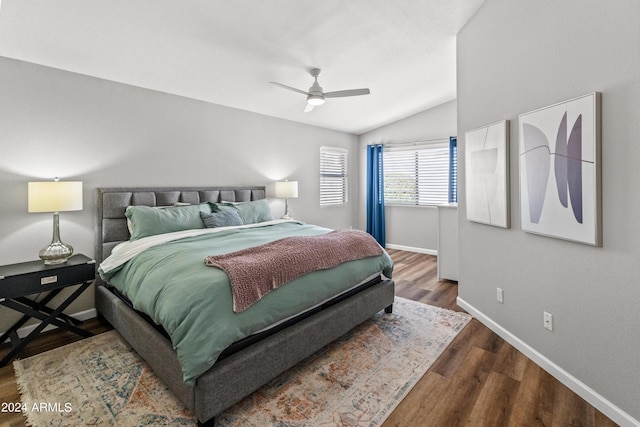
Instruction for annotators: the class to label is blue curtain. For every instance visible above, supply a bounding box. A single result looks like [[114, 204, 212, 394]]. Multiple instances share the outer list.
[[366, 144, 386, 246], [449, 137, 458, 203]]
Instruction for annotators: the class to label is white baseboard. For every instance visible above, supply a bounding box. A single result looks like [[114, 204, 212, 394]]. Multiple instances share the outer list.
[[456, 297, 639, 427], [385, 243, 437, 256], [2, 308, 97, 340]]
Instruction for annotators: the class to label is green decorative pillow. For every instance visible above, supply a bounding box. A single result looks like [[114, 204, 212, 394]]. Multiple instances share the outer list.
[[200, 210, 244, 228], [125, 203, 210, 240], [213, 199, 274, 224]]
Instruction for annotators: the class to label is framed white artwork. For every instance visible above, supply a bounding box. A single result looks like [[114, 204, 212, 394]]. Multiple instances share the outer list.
[[519, 92, 602, 246], [465, 120, 510, 228]]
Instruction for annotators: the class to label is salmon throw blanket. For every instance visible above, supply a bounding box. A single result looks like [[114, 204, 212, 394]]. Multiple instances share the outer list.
[[204, 230, 384, 313]]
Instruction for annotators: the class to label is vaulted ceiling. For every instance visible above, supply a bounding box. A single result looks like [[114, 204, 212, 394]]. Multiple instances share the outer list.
[[0, 0, 484, 134]]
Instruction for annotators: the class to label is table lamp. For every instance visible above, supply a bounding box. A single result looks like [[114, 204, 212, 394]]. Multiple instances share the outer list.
[[28, 179, 83, 264], [275, 180, 298, 220]]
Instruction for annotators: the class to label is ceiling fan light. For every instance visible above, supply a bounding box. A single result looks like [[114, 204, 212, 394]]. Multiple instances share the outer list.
[[307, 95, 325, 106]]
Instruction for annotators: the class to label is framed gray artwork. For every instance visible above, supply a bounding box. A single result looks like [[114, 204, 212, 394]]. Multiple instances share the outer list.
[[465, 120, 510, 228], [519, 92, 602, 246]]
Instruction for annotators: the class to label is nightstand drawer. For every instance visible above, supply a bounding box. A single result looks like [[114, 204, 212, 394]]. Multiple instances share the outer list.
[[0, 254, 95, 299]]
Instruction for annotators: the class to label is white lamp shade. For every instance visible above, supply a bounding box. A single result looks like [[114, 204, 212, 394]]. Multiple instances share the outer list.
[[275, 181, 298, 199], [28, 181, 83, 212]]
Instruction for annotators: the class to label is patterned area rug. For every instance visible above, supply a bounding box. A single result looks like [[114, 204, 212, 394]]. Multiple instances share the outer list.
[[13, 297, 471, 426]]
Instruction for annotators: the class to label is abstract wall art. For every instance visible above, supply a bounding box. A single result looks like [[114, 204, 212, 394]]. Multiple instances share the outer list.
[[465, 120, 510, 228], [519, 92, 601, 246]]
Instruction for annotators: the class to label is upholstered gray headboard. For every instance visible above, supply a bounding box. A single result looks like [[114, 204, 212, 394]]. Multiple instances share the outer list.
[[95, 186, 267, 273]]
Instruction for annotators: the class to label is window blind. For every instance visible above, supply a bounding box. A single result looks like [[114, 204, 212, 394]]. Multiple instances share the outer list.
[[320, 146, 348, 206], [383, 142, 451, 206]]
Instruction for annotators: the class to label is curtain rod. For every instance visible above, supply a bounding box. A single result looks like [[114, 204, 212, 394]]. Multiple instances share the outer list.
[[364, 137, 453, 150]]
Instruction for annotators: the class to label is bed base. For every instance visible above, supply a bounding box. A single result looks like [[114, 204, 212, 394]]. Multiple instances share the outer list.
[[96, 279, 394, 425]]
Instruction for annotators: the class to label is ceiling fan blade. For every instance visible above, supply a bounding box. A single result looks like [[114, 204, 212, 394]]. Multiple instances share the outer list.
[[304, 103, 315, 113], [324, 88, 370, 98], [270, 82, 309, 96]]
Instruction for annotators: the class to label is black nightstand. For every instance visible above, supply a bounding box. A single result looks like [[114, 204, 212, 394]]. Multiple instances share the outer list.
[[0, 254, 95, 366]]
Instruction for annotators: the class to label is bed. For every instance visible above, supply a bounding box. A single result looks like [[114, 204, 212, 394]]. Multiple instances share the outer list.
[[94, 186, 395, 426]]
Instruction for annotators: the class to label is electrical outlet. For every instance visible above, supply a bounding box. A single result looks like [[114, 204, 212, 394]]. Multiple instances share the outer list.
[[544, 312, 553, 331], [496, 288, 504, 303]]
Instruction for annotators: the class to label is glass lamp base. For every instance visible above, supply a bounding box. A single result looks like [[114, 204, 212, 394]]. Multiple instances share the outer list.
[[281, 198, 294, 220], [39, 211, 74, 264], [39, 242, 73, 265]]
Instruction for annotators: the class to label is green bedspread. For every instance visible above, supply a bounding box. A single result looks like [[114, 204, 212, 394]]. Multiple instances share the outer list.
[[101, 222, 393, 383]]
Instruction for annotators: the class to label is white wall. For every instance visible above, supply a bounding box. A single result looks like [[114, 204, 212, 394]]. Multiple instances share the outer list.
[[0, 57, 358, 332], [358, 100, 457, 252], [457, 0, 640, 424]]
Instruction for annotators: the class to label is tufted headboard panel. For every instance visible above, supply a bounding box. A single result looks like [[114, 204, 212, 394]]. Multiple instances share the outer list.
[[95, 186, 267, 275]]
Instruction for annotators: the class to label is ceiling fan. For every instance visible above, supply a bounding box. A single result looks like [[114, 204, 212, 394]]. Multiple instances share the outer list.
[[270, 68, 370, 112]]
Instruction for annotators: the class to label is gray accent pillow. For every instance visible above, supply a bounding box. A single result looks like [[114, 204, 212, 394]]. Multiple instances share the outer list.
[[212, 199, 274, 224], [200, 210, 244, 228]]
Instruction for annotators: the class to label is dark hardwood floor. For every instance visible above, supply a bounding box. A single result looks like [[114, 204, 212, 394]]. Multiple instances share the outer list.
[[0, 250, 618, 426]]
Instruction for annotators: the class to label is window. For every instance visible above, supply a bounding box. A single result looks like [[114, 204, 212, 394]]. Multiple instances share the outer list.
[[320, 146, 348, 206], [383, 139, 457, 206]]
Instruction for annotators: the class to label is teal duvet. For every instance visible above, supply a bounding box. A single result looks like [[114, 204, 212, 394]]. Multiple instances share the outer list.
[[100, 222, 393, 383]]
